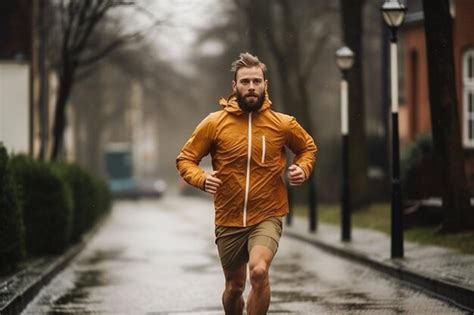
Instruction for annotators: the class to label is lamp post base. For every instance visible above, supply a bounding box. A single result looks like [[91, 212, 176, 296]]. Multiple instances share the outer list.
[[391, 111, 404, 258]]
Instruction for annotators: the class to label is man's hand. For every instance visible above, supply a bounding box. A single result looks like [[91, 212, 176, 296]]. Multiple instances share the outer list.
[[204, 171, 222, 194], [288, 164, 306, 186]]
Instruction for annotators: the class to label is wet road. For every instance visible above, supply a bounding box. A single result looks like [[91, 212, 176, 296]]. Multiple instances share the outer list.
[[22, 196, 465, 314]]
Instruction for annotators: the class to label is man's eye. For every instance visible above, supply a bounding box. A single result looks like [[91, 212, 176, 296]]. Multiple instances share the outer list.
[[241, 80, 250, 84]]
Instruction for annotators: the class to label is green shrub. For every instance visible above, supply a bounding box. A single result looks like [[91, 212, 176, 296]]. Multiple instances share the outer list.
[[53, 163, 97, 241], [95, 178, 112, 216], [0, 146, 25, 273], [401, 134, 442, 200], [53, 163, 112, 241], [11, 155, 73, 255], [87, 177, 108, 224]]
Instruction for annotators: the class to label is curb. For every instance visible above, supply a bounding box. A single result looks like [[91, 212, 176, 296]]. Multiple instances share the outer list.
[[0, 215, 108, 315], [285, 229, 474, 313]]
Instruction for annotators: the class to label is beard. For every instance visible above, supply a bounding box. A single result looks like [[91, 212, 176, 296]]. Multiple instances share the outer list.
[[236, 90, 265, 112]]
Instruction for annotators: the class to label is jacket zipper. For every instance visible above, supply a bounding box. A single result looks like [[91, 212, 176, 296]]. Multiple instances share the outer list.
[[243, 112, 252, 227], [261, 135, 266, 164]]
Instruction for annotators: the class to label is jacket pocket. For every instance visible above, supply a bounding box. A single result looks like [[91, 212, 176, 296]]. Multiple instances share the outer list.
[[255, 134, 280, 167]]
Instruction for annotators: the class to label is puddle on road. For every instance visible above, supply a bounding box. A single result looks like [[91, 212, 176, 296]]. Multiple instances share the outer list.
[[183, 263, 216, 274], [44, 248, 126, 314], [80, 248, 124, 265], [45, 268, 107, 314], [272, 289, 321, 303], [147, 305, 223, 314], [269, 250, 410, 313], [271, 262, 319, 286], [181, 245, 221, 274], [271, 287, 406, 313]]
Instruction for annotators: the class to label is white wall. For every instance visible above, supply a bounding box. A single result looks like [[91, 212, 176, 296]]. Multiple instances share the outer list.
[[0, 63, 30, 154]]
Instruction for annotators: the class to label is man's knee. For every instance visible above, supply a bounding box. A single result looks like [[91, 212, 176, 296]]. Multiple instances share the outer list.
[[249, 265, 268, 288], [225, 279, 245, 297]]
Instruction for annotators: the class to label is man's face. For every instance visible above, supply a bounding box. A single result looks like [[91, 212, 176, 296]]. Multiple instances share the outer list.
[[233, 66, 267, 112]]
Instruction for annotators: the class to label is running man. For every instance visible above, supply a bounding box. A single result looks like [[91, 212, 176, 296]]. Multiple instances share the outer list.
[[176, 52, 317, 315]]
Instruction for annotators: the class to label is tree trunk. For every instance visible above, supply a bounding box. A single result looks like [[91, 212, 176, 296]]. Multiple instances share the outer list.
[[240, 0, 320, 225], [422, 0, 474, 232], [50, 72, 73, 160], [340, 0, 370, 209]]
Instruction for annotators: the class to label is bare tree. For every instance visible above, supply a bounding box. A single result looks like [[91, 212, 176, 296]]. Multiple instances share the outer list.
[[422, 0, 474, 232], [234, 0, 337, 222], [339, 0, 370, 209], [47, 0, 160, 160]]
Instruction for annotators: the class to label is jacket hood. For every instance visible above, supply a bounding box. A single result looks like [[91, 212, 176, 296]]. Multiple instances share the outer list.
[[219, 92, 272, 115]]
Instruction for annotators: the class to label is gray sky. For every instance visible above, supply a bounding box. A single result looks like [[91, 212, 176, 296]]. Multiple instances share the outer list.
[[140, 0, 225, 61]]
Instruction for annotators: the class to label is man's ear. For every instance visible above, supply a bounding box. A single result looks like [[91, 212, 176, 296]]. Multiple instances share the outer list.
[[264, 79, 268, 90], [232, 80, 237, 93]]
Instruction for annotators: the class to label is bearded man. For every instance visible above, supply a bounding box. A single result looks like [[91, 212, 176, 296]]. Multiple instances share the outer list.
[[176, 52, 317, 315]]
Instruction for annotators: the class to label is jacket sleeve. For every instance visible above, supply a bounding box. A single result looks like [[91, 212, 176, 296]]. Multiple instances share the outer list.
[[285, 116, 317, 179], [176, 115, 214, 190]]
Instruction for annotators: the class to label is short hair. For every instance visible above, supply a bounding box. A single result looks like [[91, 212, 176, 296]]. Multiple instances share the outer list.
[[231, 52, 267, 81]]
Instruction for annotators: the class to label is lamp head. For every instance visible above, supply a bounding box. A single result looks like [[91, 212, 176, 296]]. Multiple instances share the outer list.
[[381, 0, 407, 29], [335, 46, 355, 71]]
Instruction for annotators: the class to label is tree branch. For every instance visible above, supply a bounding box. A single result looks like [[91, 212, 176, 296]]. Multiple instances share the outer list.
[[75, 61, 105, 82], [76, 19, 161, 67], [71, 1, 114, 53]]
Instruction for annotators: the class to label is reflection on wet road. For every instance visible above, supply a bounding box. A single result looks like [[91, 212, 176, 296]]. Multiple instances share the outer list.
[[22, 196, 464, 314]]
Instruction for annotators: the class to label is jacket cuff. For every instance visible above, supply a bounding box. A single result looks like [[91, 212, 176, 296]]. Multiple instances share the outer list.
[[197, 173, 207, 191]]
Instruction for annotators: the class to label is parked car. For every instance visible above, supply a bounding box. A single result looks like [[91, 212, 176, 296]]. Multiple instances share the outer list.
[[112, 178, 167, 199]]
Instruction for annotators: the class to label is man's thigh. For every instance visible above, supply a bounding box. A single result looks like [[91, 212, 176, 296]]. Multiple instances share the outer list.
[[247, 216, 283, 258], [215, 225, 252, 271], [215, 216, 283, 271]]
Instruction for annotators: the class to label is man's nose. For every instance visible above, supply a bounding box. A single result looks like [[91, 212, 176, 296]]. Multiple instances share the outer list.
[[248, 82, 256, 90]]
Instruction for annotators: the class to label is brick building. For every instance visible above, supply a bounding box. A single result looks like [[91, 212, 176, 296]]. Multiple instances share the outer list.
[[400, 0, 474, 187]]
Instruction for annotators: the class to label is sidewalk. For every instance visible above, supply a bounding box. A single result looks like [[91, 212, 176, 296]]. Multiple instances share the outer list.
[[284, 216, 474, 312], [0, 217, 105, 315]]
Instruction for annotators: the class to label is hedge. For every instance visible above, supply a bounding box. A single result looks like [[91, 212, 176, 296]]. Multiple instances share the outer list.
[[0, 148, 111, 265], [401, 134, 442, 200], [10, 155, 73, 255], [53, 163, 110, 242], [0, 145, 25, 273]]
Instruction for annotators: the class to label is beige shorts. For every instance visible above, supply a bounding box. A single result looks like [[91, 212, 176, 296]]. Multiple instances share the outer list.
[[214, 216, 283, 271]]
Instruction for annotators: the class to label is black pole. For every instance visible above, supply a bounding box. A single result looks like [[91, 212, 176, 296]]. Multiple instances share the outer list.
[[38, 0, 48, 160], [391, 111, 403, 257], [389, 31, 404, 258], [286, 187, 293, 226], [340, 70, 351, 241], [342, 133, 351, 241], [381, 6, 390, 196], [309, 173, 317, 232]]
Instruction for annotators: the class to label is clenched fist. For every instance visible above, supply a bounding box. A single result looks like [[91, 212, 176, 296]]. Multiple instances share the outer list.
[[204, 171, 222, 194], [288, 164, 306, 186]]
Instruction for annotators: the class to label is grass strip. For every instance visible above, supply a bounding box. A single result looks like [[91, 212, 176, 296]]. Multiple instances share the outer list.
[[293, 203, 474, 255]]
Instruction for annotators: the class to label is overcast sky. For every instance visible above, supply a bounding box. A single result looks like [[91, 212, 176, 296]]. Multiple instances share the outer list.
[[138, 0, 225, 61]]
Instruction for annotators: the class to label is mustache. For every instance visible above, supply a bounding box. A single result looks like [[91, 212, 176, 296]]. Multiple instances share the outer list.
[[245, 93, 258, 97]]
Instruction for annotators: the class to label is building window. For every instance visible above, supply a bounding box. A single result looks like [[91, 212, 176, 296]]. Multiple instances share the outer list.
[[463, 49, 474, 148]]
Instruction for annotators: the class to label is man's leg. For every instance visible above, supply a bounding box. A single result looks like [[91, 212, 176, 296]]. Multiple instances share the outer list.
[[247, 244, 275, 315], [222, 263, 247, 315]]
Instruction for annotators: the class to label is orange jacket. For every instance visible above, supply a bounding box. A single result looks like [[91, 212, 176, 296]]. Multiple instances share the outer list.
[[176, 95, 317, 227]]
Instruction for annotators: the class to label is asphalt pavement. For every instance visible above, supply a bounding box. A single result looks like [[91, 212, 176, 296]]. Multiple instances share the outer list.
[[21, 196, 466, 314]]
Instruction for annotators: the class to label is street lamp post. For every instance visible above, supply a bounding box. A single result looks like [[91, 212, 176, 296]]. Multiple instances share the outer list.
[[335, 46, 354, 242], [381, 0, 407, 258]]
